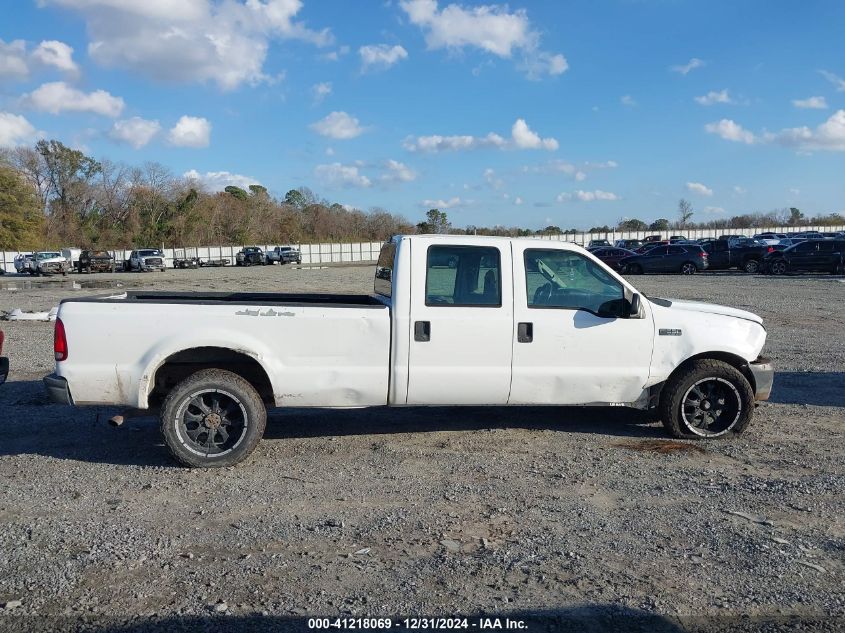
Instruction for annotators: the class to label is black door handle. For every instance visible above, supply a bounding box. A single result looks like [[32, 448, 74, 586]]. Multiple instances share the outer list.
[[517, 322, 533, 343], [414, 321, 431, 342]]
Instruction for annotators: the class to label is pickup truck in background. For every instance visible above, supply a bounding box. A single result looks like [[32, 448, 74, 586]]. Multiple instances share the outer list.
[[235, 247, 267, 266], [266, 246, 302, 265], [126, 249, 166, 272], [700, 239, 774, 273], [44, 235, 774, 468], [77, 250, 115, 273]]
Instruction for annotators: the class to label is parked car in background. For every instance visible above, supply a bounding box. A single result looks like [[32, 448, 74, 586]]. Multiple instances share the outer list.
[[127, 249, 166, 272], [821, 232, 845, 239], [773, 237, 804, 248], [669, 235, 687, 242], [235, 246, 267, 266], [13, 253, 34, 274], [613, 239, 642, 250], [791, 231, 824, 240], [642, 235, 664, 243], [590, 247, 638, 270], [77, 250, 115, 273], [0, 330, 8, 387], [634, 241, 669, 254], [620, 244, 709, 275], [587, 239, 611, 248], [700, 239, 774, 273], [762, 239, 845, 275], [32, 251, 71, 276], [266, 246, 302, 265], [753, 233, 788, 243], [61, 248, 81, 271], [173, 248, 200, 269]]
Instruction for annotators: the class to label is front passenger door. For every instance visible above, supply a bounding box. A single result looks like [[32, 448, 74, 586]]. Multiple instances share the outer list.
[[509, 246, 654, 405]]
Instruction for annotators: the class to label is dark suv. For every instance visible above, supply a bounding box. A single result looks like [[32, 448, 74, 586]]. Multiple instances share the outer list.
[[619, 244, 709, 275], [762, 239, 845, 275]]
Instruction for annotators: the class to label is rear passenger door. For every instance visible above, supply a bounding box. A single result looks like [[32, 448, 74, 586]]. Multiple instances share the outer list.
[[406, 242, 514, 405]]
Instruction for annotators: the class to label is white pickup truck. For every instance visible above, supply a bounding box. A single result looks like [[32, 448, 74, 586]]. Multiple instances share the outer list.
[[44, 235, 773, 467]]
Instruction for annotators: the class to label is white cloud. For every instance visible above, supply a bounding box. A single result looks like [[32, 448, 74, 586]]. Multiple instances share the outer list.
[[483, 167, 503, 189], [705, 118, 756, 144], [380, 159, 417, 183], [183, 169, 260, 191], [167, 115, 211, 147], [671, 57, 705, 75], [310, 111, 366, 139], [0, 112, 37, 147], [819, 70, 845, 92], [405, 118, 557, 152], [792, 96, 828, 109], [312, 82, 332, 103], [110, 117, 161, 148], [399, 0, 566, 78], [773, 109, 845, 151], [321, 45, 350, 62], [686, 182, 713, 196], [0, 39, 29, 79], [39, 0, 332, 90], [514, 196, 523, 205], [621, 95, 636, 107], [25, 81, 124, 117], [420, 196, 463, 209], [524, 158, 616, 180], [32, 40, 78, 74], [789, 188, 800, 196], [511, 118, 558, 150], [315, 162, 371, 188], [703, 206, 725, 214], [695, 89, 733, 105], [359, 44, 408, 71], [733, 185, 746, 194], [557, 189, 619, 202]]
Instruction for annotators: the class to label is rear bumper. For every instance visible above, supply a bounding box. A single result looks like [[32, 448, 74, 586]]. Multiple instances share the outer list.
[[748, 356, 774, 401], [0, 357, 8, 386], [43, 373, 73, 405]]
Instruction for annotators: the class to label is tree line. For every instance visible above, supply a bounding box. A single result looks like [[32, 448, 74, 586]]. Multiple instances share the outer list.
[[1, 141, 843, 251]]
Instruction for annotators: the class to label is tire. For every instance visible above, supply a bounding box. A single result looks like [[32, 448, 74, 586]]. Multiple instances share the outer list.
[[244, 259, 252, 267], [743, 259, 760, 274], [659, 360, 754, 439], [770, 260, 787, 275], [160, 369, 267, 468], [628, 264, 643, 275], [681, 262, 698, 275]]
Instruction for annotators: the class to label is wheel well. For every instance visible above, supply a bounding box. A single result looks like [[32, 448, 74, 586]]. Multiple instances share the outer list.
[[149, 347, 274, 408], [650, 352, 756, 406]]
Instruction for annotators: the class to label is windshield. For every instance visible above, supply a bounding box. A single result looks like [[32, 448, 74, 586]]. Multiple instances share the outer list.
[[37, 252, 61, 260], [139, 250, 162, 256]]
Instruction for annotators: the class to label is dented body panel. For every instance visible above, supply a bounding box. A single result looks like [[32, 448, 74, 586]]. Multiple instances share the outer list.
[[49, 235, 772, 412]]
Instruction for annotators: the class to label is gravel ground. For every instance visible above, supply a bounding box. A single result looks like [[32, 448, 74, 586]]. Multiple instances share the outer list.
[[0, 265, 843, 631]]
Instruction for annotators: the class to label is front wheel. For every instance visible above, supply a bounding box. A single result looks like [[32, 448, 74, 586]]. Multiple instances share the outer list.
[[160, 369, 267, 468], [627, 264, 643, 275], [681, 262, 698, 275], [659, 360, 754, 439], [743, 259, 760, 274]]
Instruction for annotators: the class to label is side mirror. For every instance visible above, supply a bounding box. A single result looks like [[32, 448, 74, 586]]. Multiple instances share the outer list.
[[628, 293, 641, 318]]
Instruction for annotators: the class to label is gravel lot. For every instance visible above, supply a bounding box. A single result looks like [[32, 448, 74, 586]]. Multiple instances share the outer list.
[[0, 265, 843, 631]]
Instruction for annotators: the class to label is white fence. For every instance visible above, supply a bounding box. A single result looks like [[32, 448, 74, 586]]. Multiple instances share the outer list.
[[2, 225, 843, 272]]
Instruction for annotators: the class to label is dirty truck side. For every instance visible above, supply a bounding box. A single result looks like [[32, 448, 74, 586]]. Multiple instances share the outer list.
[[45, 235, 774, 467]]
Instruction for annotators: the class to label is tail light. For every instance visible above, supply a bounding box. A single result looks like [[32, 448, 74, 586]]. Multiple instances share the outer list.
[[767, 246, 774, 253], [699, 252, 707, 258], [54, 318, 68, 362]]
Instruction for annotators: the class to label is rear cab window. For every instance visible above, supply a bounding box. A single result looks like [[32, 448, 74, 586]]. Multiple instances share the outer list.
[[425, 245, 501, 307]]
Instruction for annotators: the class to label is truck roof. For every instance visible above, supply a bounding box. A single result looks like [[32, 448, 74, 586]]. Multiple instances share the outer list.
[[400, 234, 586, 250]]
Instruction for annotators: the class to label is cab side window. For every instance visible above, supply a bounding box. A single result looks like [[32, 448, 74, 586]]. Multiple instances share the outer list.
[[425, 246, 501, 307], [524, 249, 625, 317]]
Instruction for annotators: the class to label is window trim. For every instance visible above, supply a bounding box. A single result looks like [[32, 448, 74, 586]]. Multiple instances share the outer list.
[[523, 248, 626, 318], [424, 244, 503, 308]]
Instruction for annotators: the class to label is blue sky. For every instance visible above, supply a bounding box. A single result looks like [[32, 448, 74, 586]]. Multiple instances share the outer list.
[[1, 0, 844, 229]]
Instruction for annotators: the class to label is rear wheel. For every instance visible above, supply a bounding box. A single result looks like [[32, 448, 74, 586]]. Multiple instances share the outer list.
[[160, 369, 266, 468], [627, 264, 643, 275], [743, 259, 760, 274], [770, 260, 787, 275], [659, 360, 754, 439], [681, 262, 698, 275]]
